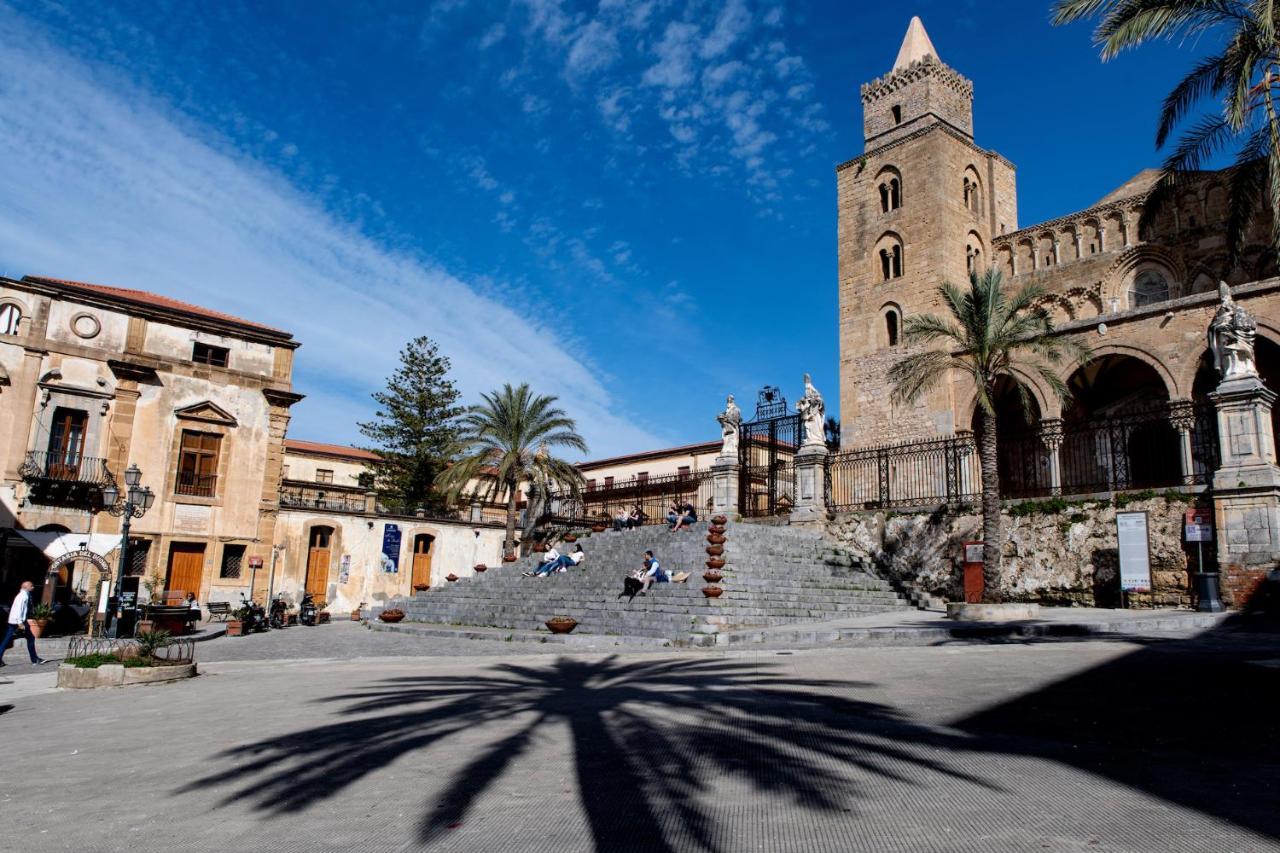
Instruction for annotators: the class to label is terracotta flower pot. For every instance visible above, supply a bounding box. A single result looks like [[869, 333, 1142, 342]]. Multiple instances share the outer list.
[[412, 583, 430, 592], [591, 524, 606, 533], [26, 619, 49, 640], [350, 611, 361, 622], [502, 552, 518, 563], [706, 533, 726, 545], [708, 525, 726, 535], [701, 585, 723, 599], [379, 609, 405, 623], [705, 558, 725, 570], [703, 570, 723, 583], [226, 620, 244, 636], [445, 573, 459, 582], [545, 617, 578, 635], [711, 515, 728, 526], [533, 543, 548, 553], [564, 534, 578, 543], [705, 544, 724, 557], [473, 563, 488, 573]]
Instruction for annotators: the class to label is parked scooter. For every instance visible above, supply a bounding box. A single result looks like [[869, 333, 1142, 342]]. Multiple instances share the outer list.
[[239, 593, 268, 633], [269, 594, 289, 629], [298, 592, 318, 627]]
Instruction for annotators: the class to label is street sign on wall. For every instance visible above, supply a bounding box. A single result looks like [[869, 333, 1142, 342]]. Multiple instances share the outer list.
[[1117, 511, 1151, 592]]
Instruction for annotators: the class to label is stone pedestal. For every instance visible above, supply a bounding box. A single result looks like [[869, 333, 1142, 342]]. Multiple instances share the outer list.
[[790, 444, 829, 524], [1209, 376, 1280, 605], [711, 456, 740, 516]]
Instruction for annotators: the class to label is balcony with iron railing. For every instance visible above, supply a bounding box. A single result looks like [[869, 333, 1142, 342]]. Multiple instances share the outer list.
[[279, 480, 369, 513], [175, 471, 218, 498], [19, 450, 115, 508]]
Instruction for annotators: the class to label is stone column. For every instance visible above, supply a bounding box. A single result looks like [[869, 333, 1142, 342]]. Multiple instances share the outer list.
[[1209, 374, 1280, 605], [1038, 419, 1064, 496], [790, 444, 829, 524], [1169, 400, 1197, 485], [710, 455, 740, 516]]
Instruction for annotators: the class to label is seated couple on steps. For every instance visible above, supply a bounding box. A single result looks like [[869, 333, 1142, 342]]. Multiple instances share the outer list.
[[621, 551, 688, 598], [523, 544, 585, 578], [667, 501, 697, 531], [613, 505, 642, 530]]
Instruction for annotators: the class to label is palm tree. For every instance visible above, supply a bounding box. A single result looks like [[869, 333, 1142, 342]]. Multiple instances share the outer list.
[[887, 269, 1092, 600], [437, 383, 587, 557], [1053, 1, 1280, 257]]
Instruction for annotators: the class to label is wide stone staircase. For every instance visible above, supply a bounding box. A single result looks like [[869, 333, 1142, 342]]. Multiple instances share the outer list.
[[374, 520, 912, 645]]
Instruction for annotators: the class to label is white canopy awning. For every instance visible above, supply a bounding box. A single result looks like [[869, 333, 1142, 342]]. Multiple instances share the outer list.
[[14, 531, 122, 562]]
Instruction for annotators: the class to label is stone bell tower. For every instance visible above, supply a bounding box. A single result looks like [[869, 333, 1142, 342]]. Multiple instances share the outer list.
[[837, 17, 1019, 446]]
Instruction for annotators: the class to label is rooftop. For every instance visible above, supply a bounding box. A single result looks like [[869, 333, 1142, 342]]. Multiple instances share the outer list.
[[284, 439, 382, 462]]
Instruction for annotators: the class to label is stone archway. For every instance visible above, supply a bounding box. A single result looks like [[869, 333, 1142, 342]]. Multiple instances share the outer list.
[[971, 376, 1044, 498]]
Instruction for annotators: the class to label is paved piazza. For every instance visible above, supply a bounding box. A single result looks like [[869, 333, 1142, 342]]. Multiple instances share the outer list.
[[0, 622, 1276, 852]]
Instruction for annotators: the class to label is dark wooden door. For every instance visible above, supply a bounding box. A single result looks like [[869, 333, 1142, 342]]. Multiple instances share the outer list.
[[305, 527, 333, 604], [166, 543, 206, 599]]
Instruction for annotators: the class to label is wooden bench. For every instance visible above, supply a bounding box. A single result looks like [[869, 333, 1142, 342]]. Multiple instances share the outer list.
[[206, 602, 233, 622]]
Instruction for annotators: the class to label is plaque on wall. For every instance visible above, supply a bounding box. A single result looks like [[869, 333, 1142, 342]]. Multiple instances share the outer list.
[[173, 503, 212, 533]]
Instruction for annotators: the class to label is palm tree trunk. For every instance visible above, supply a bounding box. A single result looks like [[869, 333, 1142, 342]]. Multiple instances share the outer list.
[[976, 408, 1003, 603], [503, 482, 519, 558]]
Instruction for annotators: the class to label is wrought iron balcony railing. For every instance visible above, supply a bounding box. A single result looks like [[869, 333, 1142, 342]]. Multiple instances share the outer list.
[[19, 450, 114, 488], [279, 482, 368, 513], [175, 471, 218, 498]]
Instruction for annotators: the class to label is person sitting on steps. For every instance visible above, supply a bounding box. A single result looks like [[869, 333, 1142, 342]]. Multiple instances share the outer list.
[[667, 500, 697, 531], [626, 505, 642, 529], [524, 545, 561, 578], [613, 508, 630, 531], [638, 550, 668, 595]]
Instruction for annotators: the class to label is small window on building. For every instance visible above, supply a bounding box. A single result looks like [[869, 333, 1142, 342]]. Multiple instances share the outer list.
[[885, 311, 900, 347], [891, 105, 902, 125], [220, 544, 246, 579], [1129, 270, 1171, 308], [281, 464, 290, 480], [0, 303, 21, 335], [126, 538, 151, 577], [586, 478, 596, 491], [604, 476, 614, 488], [677, 465, 691, 478], [880, 244, 903, 280], [177, 430, 221, 497], [637, 471, 649, 485], [192, 342, 230, 367], [316, 469, 334, 484]]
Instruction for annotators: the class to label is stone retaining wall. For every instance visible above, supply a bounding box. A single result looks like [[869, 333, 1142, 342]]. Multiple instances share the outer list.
[[825, 493, 1208, 607]]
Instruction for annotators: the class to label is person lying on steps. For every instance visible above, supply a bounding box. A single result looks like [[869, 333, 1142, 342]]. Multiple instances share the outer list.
[[523, 545, 561, 578]]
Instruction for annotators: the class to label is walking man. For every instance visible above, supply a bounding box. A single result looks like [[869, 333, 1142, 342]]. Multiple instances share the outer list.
[[0, 581, 47, 667]]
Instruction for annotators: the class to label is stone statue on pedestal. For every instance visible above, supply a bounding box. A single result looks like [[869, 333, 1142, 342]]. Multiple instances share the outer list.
[[717, 394, 742, 458], [1209, 281, 1260, 380], [797, 373, 826, 449]]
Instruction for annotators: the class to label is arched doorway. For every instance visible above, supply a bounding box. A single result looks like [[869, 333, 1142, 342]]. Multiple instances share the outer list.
[[971, 377, 1043, 498], [305, 526, 334, 604], [411, 534, 435, 589], [1063, 355, 1178, 491]]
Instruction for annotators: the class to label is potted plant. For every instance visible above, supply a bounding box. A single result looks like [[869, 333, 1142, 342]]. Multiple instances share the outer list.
[[706, 544, 724, 557], [502, 551, 518, 563], [705, 557, 725, 570], [703, 569, 724, 583], [701, 585, 724, 599], [350, 602, 365, 622], [706, 532, 726, 545], [226, 608, 246, 636], [545, 615, 578, 634], [445, 573, 459, 582], [413, 583, 430, 592], [378, 608, 406, 623], [26, 603, 54, 639], [563, 532, 578, 543], [473, 563, 488, 573], [711, 514, 728, 526], [591, 521, 607, 533]]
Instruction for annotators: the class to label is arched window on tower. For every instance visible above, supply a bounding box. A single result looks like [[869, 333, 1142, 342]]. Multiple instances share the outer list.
[[885, 310, 900, 347], [876, 168, 902, 213], [879, 244, 903, 280], [0, 303, 21, 336]]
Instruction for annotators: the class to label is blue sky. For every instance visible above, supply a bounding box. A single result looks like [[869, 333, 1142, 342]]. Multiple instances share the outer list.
[[0, 1, 1212, 458]]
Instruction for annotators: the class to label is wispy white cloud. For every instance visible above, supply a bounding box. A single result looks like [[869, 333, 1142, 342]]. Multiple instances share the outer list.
[[0, 7, 665, 457]]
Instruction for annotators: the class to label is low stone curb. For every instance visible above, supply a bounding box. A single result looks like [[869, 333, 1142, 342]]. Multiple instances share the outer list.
[[711, 612, 1232, 647], [56, 661, 198, 689], [368, 620, 674, 648]]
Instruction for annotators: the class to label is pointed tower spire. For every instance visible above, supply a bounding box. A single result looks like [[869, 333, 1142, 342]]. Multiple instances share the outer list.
[[893, 16, 937, 70]]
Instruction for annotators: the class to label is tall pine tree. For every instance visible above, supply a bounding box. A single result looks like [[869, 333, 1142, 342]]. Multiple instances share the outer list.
[[358, 336, 463, 514]]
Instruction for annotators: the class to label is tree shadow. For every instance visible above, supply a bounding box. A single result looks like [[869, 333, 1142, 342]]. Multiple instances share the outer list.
[[181, 656, 995, 851], [954, 596, 1280, 841]]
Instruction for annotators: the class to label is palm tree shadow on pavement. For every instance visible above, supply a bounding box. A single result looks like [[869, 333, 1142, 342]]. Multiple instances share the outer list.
[[179, 655, 995, 852]]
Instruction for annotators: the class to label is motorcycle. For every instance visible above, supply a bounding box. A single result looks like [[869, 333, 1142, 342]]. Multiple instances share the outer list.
[[239, 593, 268, 633], [298, 592, 318, 627], [269, 594, 289, 629]]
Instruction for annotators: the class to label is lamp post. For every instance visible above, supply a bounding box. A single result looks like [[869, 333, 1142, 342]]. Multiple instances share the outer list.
[[101, 463, 156, 638]]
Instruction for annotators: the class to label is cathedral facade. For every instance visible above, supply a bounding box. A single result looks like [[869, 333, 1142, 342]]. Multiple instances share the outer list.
[[837, 18, 1280, 449]]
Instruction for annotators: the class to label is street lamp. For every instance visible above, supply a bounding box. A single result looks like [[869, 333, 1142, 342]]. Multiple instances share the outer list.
[[102, 463, 156, 638]]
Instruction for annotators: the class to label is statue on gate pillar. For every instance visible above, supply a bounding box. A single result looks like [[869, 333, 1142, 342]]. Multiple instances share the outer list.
[[717, 395, 741, 458], [1209, 281, 1260, 381], [797, 373, 826, 449]]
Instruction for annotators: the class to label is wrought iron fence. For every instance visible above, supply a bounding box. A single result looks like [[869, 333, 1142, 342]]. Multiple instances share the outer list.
[[826, 402, 1219, 510], [827, 435, 980, 511], [175, 470, 217, 497], [19, 450, 114, 486], [280, 483, 368, 512], [541, 471, 716, 528], [66, 634, 195, 663]]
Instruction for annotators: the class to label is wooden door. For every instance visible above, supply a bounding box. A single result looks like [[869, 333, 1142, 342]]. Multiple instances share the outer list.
[[305, 527, 333, 603], [411, 534, 434, 589], [166, 543, 206, 599]]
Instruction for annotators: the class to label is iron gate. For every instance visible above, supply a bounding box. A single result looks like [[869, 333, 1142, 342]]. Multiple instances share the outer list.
[[739, 386, 801, 517]]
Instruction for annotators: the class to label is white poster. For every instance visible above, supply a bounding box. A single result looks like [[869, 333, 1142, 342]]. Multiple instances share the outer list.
[[1117, 511, 1151, 592]]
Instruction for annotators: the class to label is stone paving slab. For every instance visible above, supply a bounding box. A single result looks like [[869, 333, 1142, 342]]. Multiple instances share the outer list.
[[0, 625, 1276, 852]]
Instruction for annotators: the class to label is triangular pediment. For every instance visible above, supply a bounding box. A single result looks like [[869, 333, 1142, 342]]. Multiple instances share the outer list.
[[174, 400, 237, 426]]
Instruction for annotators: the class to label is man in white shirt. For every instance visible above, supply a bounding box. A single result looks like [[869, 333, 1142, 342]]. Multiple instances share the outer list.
[[524, 546, 561, 578], [0, 581, 47, 666]]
